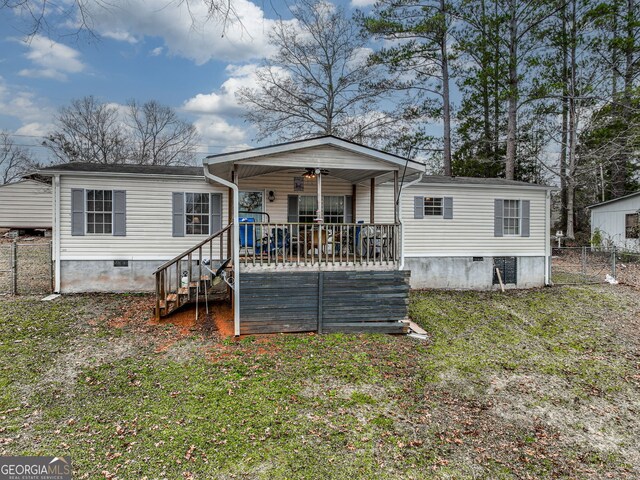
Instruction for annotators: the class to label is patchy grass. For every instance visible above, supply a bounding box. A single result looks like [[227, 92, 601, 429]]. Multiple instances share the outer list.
[[1, 285, 639, 479]]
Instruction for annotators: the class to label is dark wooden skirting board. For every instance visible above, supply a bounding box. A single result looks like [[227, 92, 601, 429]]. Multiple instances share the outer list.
[[239, 270, 410, 335]]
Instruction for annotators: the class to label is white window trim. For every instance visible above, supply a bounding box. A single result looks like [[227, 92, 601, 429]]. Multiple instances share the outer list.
[[503, 199, 521, 237], [239, 190, 266, 221], [85, 189, 113, 235], [184, 192, 211, 236], [297, 194, 347, 223], [423, 196, 444, 217]]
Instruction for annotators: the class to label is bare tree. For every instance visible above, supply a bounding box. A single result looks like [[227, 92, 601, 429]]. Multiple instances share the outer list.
[[44, 96, 129, 165], [127, 100, 198, 166], [237, 0, 397, 145], [44, 96, 199, 165], [0, 131, 35, 184]]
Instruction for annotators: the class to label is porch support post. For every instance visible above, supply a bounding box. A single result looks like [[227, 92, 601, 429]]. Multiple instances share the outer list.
[[370, 177, 375, 223], [316, 171, 323, 222], [393, 170, 399, 224], [351, 184, 356, 222]]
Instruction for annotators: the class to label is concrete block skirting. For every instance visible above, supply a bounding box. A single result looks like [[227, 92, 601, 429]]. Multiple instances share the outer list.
[[60, 260, 163, 293], [404, 256, 546, 290]]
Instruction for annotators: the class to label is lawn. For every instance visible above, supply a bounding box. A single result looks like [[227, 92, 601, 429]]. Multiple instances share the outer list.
[[1, 285, 639, 479]]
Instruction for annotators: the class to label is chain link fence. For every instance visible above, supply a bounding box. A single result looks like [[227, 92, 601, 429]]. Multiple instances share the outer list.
[[0, 241, 53, 295], [551, 246, 640, 288]]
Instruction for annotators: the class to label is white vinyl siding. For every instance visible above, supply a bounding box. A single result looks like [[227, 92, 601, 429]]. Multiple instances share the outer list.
[[591, 194, 640, 250], [238, 172, 353, 223], [59, 175, 227, 260], [238, 145, 397, 171], [356, 183, 547, 257], [0, 180, 52, 229]]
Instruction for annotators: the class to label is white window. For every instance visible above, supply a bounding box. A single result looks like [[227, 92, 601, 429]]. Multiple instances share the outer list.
[[424, 197, 443, 216], [185, 193, 209, 235], [86, 190, 112, 234], [239, 191, 264, 222], [298, 196, 345, 223], [503, 199, 520, 236]]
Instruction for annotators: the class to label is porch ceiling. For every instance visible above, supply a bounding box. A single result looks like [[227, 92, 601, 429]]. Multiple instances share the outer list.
[[205, 163, 400, 185]]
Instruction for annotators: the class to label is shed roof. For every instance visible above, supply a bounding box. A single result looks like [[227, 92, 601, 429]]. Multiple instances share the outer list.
[[588, 191, 640, 209]]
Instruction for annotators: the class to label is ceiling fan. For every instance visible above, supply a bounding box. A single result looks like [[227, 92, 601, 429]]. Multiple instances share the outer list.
[[301, 167, 329, 179]]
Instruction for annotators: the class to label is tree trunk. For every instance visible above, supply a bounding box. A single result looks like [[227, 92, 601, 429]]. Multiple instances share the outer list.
[[566, 0, 578, 240], [505, 0, 518, 180], [440, 0, 452, 176], [612, 0, 635, 198], [480, 0, 492, 166], [559, 2, 568, 230]]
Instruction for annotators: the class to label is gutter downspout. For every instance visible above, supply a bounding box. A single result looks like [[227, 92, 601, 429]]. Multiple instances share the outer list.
[[398, 172, 424, 271], [203, 167, 241, 337], [544, 189, 551, 285], [54, 174, 61, 293]]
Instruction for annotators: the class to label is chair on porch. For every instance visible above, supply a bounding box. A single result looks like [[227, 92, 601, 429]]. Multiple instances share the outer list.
[[255, 227, 291, 257], [239, 217, 255, 253]]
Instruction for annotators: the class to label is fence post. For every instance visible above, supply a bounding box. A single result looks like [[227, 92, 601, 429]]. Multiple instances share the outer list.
[[581, 246, 587, 278], [11, 241, 17, 295], [611, 246, 617, 279]]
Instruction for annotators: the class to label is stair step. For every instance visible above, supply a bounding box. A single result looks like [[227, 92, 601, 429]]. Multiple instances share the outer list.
[[201, 275, 210, 281], [178, 287, 189, 295], [166, 293, 178, 302]]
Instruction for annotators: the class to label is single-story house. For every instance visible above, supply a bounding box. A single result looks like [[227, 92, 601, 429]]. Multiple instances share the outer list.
[[38, 136, 553, 335], [589, 192, 640, 250], [0, 178, 52, 230]]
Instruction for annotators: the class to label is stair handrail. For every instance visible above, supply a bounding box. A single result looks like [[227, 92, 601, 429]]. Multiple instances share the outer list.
[[153, 224, 233, 274]]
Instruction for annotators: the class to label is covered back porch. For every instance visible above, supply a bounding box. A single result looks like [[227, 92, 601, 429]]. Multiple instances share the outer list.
[[205, 136, 423, 270]]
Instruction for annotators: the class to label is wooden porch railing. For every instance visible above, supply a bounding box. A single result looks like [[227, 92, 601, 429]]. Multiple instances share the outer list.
[[238, 222, 400, 267], [153, 224, 232, 320]]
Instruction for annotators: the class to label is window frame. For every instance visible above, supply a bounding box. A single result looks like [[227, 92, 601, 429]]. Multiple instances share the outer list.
[[86, 189, 113, 235], [296, 195, 347, 224], [239, 190, 265, 222], [625, 213, 639, 239], [502, 199, 521, 236], [423, 197, 443, 216], [184, 192, 210, 236]]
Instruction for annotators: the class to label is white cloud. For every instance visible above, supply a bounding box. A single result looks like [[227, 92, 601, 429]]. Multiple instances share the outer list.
[[150, 46, 163, 56], [350, 0, 377, 7], [18, 35, 85, 81], [15, 122, 54, 137], [183, 63, 290, 118], [79, 0, 284, 64], [193, 115, 247, 146], [183, 63, 261, 116], [0, 76, 55, 126]]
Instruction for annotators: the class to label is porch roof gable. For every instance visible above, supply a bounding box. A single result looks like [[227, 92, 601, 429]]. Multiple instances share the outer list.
[[203, 136, 425, 182]]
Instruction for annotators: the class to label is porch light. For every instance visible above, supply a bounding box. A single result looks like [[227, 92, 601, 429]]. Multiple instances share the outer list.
[[268, 190, 275, 202], [302, 168, 316, 179]]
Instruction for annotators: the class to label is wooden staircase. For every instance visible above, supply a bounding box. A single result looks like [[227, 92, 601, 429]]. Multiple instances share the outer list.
[[154, 224, 233, 320]]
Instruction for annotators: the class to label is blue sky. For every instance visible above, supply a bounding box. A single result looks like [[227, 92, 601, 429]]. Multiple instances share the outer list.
[[0, 0, 378, 162]]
